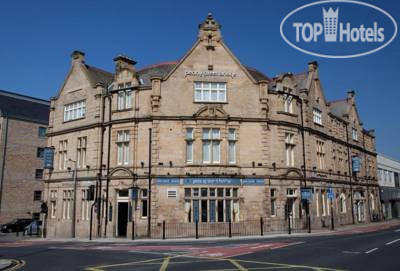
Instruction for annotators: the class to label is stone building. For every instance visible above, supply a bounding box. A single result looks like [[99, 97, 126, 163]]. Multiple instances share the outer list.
[[0, 90, 49, 224], [44, 14, 380, 238], [378, 154, 400, 219]]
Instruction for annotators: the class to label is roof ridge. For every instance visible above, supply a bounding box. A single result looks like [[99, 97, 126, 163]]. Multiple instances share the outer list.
[[0, 89, 50, 105], [85, 64, 113, 76], [138, 61, 178, 72]]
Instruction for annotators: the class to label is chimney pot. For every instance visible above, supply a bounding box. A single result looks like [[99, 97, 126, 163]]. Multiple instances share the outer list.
[[71, 50, 85, 64], [308, 61, 318, 72]]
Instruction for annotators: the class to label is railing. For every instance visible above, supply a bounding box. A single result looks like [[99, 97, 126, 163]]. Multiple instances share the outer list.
[[133, 216, 311, 239]]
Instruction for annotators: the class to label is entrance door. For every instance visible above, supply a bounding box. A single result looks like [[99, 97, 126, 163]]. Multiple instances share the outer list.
[[117, 202, 128, 237]]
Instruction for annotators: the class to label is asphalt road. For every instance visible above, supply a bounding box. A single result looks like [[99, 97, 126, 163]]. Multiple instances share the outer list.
[[0, 225, 399, 271]]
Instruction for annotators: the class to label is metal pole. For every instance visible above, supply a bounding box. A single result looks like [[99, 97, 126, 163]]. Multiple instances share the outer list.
[[104, 95, 112, 237], [72, 163, 77, 238], [89, 181, 98, 240], [147, 128, 152, 238], [331, 200, 334, 230]]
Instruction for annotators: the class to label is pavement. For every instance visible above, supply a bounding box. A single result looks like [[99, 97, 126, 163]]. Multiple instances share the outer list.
[[0, 219, 399, 270]]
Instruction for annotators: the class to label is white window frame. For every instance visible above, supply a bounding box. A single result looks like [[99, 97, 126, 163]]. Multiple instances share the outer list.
[[352, 127, 358, 141], [185, 128, 194, 163], [316, 140, 325, 170], [283, 88, 293, 113], [64, 100, 86, 122], [339, 193, 347, 213], [285, 133, 295, 167], [117, 83, 133, 110], [59, 140, 68, 170], [194, 82, 227, 103], [77, 137, 87, 168], [117, 131, 130, 165], [228, 128, 236, 164], [202, 128, 220, 164], [313, 108, 322, 125]]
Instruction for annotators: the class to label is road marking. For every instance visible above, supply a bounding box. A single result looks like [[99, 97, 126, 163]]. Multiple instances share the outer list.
[[386, 239, 400, 245], [342, 251, 360, 254], [394, 229, 400, 232], [159, 257, 170, 271], [270, 241, 305, 250], [365, 248, 378, 254], [228, 259, 248, 271]]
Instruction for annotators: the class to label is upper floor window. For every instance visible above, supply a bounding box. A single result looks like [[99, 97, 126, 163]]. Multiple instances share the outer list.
[[33, 190, 42, 201], [228, 128, 236, 164], [352, 128, 358, 141], [185, 128, 194, 163], [37, 147, 45, 158], [194, 82, 226, 103], [285, 133, 295, 167], [64, 100, 86, 122], [35, 169, 44, 179], [202, 128, 220, 164], [58, 140, 68, 170], [117, 131, 130, 165], [77, 137, 87, 168], [283, 87, 293, 113], [316, 140, 325, 170], [38, 127, 47, 138], [117, 83, 132, 110], [313, 108, 322, 125]]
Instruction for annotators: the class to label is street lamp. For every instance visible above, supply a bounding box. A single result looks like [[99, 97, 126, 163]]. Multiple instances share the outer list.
[[68, 158, 78, 238]]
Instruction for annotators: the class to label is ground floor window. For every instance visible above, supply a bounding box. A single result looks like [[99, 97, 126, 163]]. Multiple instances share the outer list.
[[185, 187, 239, 222], [62, 190, 73, 219]]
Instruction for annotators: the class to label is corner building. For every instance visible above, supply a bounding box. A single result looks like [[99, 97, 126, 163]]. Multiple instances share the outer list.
[[44, 14, 380, 238]]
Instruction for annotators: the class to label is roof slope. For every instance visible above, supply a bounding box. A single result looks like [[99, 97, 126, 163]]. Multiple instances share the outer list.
[[136, 62, 270, 87], [329, 99, 350, 119], [85, 65, 114, 86], [0, 90, 50, 124]]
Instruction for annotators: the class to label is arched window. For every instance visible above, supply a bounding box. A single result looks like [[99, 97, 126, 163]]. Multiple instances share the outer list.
[[339, 193, 347, 213]]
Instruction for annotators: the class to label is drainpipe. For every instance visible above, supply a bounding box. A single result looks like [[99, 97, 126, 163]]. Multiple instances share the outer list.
[[362, 132, 372, 222], [104, 93, 112, 237], [345, 124, 355, 224], [0, 117, 9, 215]]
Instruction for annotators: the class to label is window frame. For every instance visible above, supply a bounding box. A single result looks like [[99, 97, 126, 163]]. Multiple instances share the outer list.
[[194, 82, 227, 103], [63, 100, 86, 122], [313, 108, 322, 125]]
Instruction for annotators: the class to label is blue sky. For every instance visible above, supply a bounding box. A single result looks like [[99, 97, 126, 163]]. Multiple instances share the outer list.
[[0, 0, 399, 160]]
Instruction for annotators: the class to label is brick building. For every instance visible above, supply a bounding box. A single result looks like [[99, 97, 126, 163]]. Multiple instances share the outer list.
[[44, 14, 380, 238], [0, 90, 49, 224]]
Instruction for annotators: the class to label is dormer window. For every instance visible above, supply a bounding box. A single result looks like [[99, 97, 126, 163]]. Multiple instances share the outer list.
[[352, 128, 358, 141], [117, 82, 132, 110], [283, 87, 293, 113], [194, 82, 226, 103], [313, 108, 322, 125]]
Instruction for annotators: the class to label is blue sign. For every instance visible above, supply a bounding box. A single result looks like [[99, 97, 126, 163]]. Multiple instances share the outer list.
[[327, 186, 335, 200], [352, 156, 361, 173], [156, 178, 180, 185], [301, 188, 312, 201], [242, 179, 264, 186], [43, 147, 54, 169], [183, 178, 241, 186], [129, 188, 138, 200]]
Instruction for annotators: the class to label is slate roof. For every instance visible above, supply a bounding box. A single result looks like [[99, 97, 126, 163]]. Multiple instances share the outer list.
[[136, 62, 271, 86], [0, 90, 50, 124], [85, 65, 114, 86], [329, 99, 350, 119]]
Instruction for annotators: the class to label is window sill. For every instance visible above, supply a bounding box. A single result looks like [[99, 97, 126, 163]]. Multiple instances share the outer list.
[[63, 117, 86, 124], [313, 122, 324, 128], [193, 101, 228, 104], [277, 111, 298, 117], [113, 108, 133, 113]]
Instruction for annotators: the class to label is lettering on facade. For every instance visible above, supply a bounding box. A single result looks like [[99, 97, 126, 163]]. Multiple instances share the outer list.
[[184, 71, 237, 78]]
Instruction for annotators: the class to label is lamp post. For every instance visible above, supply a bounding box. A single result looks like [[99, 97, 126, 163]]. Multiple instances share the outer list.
[[68, 158, 78, 238]]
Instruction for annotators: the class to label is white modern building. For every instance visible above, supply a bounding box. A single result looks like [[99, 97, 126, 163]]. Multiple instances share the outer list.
[[378, 154, 400, 219]]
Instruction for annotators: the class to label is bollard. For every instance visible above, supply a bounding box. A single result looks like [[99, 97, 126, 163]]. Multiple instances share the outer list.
[[228, 219, 232, 238], [162, 220, 166, 240], [260, 217, 264, 236], [195, 220, 199, 239], [131, 221, 135, 240]]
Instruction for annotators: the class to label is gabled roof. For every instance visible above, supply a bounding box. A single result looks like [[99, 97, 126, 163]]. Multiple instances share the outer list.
[[85, 65, 114, 87], [329, 99, 350, 119], [135, 61, 270, 87], [0, 90, 50, 124]]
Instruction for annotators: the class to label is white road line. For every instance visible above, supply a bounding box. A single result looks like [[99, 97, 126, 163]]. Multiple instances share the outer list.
[[270, 241, 305, 250], [395, 229, 400, 232], [386, 239, 400, 245], [365, 248, 378, 254]]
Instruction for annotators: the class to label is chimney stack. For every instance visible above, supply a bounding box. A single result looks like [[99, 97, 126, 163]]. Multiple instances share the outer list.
[[347, 89, 355, 101], [113, 55, 137, 76], [308, 61, 318, 72], [71, 50, 85, 65]]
